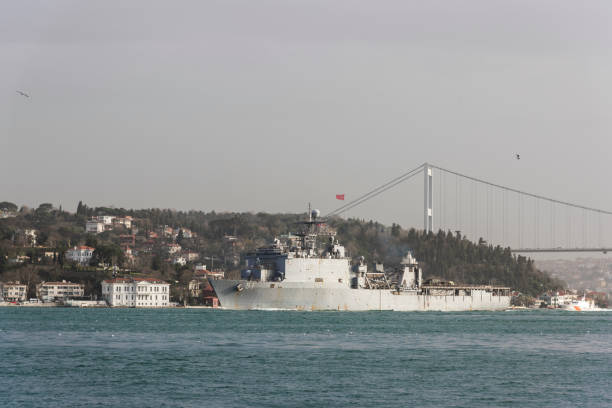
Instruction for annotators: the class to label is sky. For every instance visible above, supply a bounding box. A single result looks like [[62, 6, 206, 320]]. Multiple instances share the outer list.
[[2, 0, 612, 244]]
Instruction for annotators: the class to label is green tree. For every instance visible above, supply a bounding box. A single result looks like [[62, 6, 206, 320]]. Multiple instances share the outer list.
[[91, 243, 125, 266], [37, 203, 54, 213], [0, 201, 18, 212]]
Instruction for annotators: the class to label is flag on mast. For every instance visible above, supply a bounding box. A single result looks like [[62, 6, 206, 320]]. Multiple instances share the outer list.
[[335, 194, 345, 200]]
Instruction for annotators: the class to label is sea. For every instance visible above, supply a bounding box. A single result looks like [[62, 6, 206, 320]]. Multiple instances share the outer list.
[[1, 308, 611, 408]]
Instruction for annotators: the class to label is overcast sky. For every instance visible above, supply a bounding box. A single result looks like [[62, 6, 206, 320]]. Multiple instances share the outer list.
[[2, 1, 612, 241]]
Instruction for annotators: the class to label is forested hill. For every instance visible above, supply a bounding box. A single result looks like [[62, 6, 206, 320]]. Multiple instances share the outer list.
[[0, 202, 563, 296], [331, 219, 564, 296]]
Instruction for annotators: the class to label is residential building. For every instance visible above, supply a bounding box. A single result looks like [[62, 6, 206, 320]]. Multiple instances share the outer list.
[[8, 255, 29, 264], [101, 278, 170, 307], [65, 246, 95, 264], [160, 225, 174, 238], [179, 228, 196, 239], [86, 220, 105, 234], [119, 234, 136, 247], [196, 269, 224, 280], [44, 251, 58, 259], [188, 279, 202, 298], [113, 216, 133, 229], [173, 256, 187, 266], [165, 243, 182, 255], [0, 210, 16, 219], [185, 251, 199, 262], [123, 246, 135, 264], [0, 281, 27, 302], [36, 281, 85, 301], [94, 215, 115, 225], [24, 229, 37, 246]]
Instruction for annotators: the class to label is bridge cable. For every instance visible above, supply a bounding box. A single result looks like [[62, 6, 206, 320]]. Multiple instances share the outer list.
[[428, 164, 612, 215], [326, 164, 425, 217], [326, 165, 424, 217]]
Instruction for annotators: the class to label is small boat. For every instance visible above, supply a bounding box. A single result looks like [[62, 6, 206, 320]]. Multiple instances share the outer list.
[[562, 296, 597, 311]]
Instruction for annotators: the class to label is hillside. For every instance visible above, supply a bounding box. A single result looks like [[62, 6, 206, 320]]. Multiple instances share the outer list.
[[0, 202, 564, 297]]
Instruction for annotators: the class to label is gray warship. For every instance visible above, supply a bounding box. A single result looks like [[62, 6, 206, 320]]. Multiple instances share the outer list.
[[209, 209, 511, 311]]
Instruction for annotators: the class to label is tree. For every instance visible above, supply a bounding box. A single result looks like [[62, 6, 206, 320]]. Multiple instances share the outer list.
[[91, 243, 125, 267], [0, 201, 18, 212], [37, 231, 49, 246], [85, 235, 98, 248], [37, 203, 54, 213], [152, 254, 162, 271]]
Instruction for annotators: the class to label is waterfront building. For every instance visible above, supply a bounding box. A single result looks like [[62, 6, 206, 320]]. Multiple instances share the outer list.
[[65, 246, 95, 264], [188, 279, 202, 298], [0, 281, 27, 302], [36, 281, 85, 301], [102, 278, 170, 307]]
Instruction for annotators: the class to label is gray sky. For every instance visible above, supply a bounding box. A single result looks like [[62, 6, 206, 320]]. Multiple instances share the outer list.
[[2, 0, 612, 241]]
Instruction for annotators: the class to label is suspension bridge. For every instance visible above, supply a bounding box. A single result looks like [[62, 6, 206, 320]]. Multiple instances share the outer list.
[[326, 163, 612, 254]]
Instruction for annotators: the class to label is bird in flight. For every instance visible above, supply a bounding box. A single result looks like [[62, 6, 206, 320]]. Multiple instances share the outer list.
[[515, 154, 520, 160], [16, 90, 30, 98]]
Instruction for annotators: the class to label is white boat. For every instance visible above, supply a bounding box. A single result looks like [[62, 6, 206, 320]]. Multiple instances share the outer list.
[[562, 297, 598, 311]]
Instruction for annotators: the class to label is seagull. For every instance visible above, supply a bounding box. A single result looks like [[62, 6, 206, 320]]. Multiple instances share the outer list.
[[16, 90, 30, 98], [515, 154, 520, 160]]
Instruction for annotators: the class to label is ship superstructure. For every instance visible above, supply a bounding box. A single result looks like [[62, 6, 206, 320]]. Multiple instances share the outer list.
[[209, 209, 511, 311]]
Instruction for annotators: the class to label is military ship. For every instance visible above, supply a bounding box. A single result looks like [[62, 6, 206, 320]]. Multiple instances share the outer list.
[[209, 209, 511, 311]]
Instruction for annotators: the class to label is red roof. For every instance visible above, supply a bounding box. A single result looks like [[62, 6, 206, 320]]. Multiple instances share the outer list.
[[76, 246, 95, 250], [103, 278, 131, 283]]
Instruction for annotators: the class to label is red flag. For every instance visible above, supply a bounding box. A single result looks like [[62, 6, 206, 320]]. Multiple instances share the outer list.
[[336, 194, 345, 200]]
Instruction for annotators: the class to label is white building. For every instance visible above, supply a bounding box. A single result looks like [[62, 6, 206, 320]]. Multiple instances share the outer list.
[[0, 281, 27, 302], [185, 251, 199, 262], [36, 281, 85, 301], [86, 220, 105, 234], [65, 246, 95, 264], [165, 243, 182, 255], [179, 228, 195, 239], [24, 229, 37, 246], [0, 210, 17, 219], [94, 215, 115, 225], [102, 278, 170, 307], [173, 256, 187, 266], [113, 216, 133, 229]]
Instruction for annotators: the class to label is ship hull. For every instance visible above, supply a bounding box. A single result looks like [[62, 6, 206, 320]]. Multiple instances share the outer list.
[[209, 280, 511, 311]]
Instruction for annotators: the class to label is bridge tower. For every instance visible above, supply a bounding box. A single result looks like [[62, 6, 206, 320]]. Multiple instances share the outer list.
[[424, 163, 433, 233]]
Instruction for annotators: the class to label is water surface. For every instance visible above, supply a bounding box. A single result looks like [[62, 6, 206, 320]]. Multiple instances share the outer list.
[[1, 308, 610, 407]]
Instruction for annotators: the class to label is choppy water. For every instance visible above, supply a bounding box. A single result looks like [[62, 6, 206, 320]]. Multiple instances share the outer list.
[[1, 308, 611, 407]]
